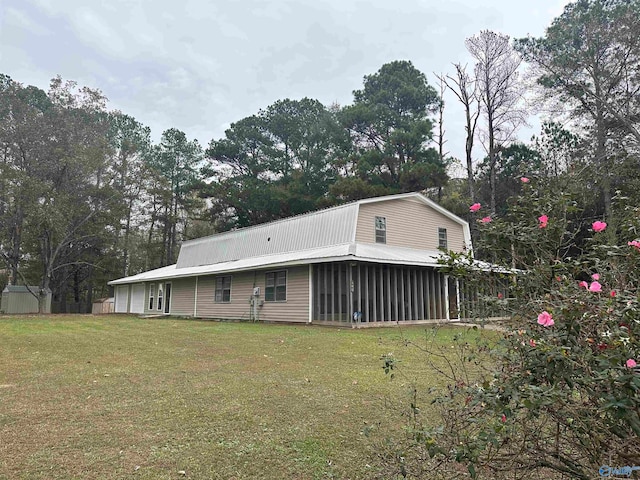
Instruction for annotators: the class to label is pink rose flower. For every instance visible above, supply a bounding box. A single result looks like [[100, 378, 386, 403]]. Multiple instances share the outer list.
[[592, 221, 607, 232], [529, 339, 536, 347], [591, 273, 600, 281], [501, 414, 507, 423], [610, 290, 616, 298], [589, 281, 602, 292], [578, 281, 588, 289], [520, 177, 530, 183], [470, 203, 481, 212], [628, 240, 640, 252], [481, 216, 492, 223], [538, 215, 548, 228], [537, 311, 554, 327], [626, 359, 637, 369]]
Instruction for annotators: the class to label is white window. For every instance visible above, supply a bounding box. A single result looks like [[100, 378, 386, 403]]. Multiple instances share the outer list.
[[438, 227, 448, 250], [265, 270, 287, 302], [157, 284, 163, 311], [148, 283, 155, 310], [215, 276, 232, 302], [375, 216, 386, 244]]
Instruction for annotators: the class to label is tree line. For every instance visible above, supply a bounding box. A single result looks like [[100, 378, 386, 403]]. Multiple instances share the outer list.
[[1, 0, 639, 312]]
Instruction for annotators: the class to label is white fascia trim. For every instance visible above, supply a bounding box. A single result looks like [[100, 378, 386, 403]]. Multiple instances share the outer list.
[[109, 254, 446, 286]]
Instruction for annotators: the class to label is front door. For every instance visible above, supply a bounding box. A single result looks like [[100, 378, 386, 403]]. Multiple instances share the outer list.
[[163, 282, 172, 314]]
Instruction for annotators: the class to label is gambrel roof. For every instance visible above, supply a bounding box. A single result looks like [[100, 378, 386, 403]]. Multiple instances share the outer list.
[[176, 192, 471, 268], [109, 192, 472, 286]]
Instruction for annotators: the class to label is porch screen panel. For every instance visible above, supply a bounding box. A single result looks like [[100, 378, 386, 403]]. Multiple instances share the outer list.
[[386, 266, 391, 322], [393, 268, 399, 322], [418, 268, 427, 320], [429, 270, 436, 319], [378, 266, 384, 322], [406, 268, 412, 321], [364, 265, 369, 322], [434, 271, 442, 320], [412, 269, 422, 320]]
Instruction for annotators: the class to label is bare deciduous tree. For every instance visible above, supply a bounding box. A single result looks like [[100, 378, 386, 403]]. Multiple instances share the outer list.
[[437, 64, 480, 202], [466, 30, 526, 213]]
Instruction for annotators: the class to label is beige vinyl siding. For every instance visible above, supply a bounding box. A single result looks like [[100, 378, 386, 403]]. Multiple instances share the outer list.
[[196, 271, 255, 320], [170, 278, 196, 316], [195, 266, 309, 323], [355, 198, 465, 252], [260, 266, 309, 323]]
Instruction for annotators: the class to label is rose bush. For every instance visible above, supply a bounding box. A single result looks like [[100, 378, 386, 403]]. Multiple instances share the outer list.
[[377, 182, 640, 479]]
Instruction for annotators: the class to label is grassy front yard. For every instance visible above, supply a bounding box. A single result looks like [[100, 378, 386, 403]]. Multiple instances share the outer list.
[[0, 316, 484, 479]]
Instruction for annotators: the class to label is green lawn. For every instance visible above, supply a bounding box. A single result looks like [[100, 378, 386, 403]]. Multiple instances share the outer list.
[[0, 316, 484, 479]]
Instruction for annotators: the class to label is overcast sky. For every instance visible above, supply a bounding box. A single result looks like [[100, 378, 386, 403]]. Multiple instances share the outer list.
[[1, 0, 571, 168]]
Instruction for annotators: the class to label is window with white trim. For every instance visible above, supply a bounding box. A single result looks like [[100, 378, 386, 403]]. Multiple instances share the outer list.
[[265, 270, 287, 302], [149, 283, 155, 310], [215, 276, 232, 302], [157, 284, 163, 311], [375, 216, 386, 244], [438, 227, 448, 250]]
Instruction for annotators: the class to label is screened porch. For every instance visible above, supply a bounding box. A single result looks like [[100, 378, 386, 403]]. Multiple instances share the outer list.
[[311, 262, 457, 325]]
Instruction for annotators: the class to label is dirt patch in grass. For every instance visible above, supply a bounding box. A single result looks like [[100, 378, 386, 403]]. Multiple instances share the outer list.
[[0, 316, 490, 479]]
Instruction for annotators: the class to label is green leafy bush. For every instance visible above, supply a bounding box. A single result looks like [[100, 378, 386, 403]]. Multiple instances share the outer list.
[[378, 182, 640, 479]]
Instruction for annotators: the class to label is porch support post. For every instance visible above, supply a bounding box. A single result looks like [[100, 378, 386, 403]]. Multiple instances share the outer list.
[[455, 278, 461, 322], [444, 275, 450, 322]]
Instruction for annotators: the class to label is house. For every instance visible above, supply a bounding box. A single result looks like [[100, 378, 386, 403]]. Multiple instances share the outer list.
[[108, 192, 474, 325]]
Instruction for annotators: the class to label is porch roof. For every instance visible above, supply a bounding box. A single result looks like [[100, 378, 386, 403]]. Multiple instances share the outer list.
[[108, 242, 449, 285]]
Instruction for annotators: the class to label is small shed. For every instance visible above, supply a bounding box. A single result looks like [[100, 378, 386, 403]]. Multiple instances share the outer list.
[[0, 285, 51, 314], [92, 297, 115, 314]]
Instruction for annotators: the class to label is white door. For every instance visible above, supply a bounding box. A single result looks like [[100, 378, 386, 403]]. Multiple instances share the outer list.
[[129, 284, 145, 314], [114, 285, 129, 313]]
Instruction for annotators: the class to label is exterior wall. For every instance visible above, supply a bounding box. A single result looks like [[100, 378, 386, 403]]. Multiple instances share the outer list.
[[195, 265, 309, 323], [196, 271, 255, 320], [355, 198, 466, 252], [260, 266, 309, 323], [170, 278, 196, 316]]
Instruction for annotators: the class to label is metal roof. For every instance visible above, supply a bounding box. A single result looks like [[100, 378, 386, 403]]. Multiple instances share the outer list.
[[176, 192, 471, 269], [176, 202, 358, 268], [109, 192, 477, 286], [108, 242, 447, 285]]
